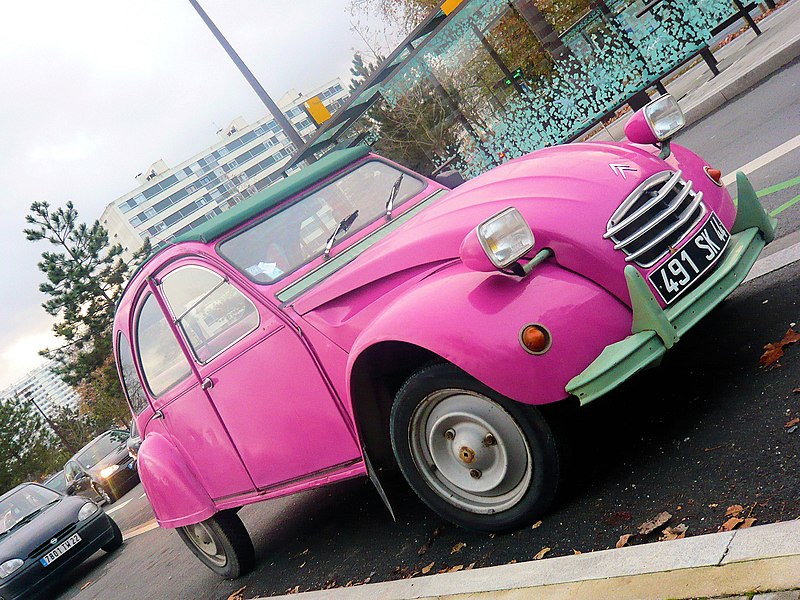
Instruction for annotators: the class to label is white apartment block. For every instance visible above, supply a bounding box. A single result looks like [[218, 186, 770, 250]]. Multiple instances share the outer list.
[[101, 78, 348, 260], [1, 362, 81, 421]]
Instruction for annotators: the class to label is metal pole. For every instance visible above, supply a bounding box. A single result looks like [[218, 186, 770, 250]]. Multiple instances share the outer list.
[[16, 392, 77, 455], [187, 0, 310, 158]]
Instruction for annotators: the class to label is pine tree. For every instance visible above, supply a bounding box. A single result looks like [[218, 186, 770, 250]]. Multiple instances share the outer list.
[[24, 201, 150, 431]]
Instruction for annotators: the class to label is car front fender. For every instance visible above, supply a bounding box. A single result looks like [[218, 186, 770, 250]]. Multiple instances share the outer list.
[[348, 260, 633, 406], [137, 432, 216, 528]]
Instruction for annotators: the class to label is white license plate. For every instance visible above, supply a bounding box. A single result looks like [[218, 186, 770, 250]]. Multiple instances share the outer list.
[[648, 213, 730, 304], [40, 533, 81, 566]]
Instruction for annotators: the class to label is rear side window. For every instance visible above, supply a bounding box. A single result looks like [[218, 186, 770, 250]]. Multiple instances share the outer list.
[[136, 294, 192, 397], [117, 333, 149, 414], [160, 266, 259, 363]]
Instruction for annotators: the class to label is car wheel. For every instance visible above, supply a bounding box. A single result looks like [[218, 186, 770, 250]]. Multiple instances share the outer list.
[[176, 512, 255, 579], [390, 363, 565, 532], [102, 517, 123, 552], [92, 483, 114, 505]]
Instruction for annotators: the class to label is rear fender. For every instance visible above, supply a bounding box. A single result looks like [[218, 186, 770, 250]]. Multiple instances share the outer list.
[[138, 432, 216, 528], [348, 262, 632, 406]]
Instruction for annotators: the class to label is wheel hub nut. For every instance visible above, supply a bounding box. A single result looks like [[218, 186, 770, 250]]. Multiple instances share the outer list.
[[459, 446, 476, 464], [470, 469, 482, 479], [484, 433, 496, 446], [444, 428, 456, 441]]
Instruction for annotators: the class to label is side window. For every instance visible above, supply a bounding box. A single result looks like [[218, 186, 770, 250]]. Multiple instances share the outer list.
[[160, 266, 259, 363], [136, 293, 193, 397], [117, 333, 149, 414], [64, 462, 77, 482]]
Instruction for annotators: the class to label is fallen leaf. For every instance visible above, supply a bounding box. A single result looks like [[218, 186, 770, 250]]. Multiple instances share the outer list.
[[448, 564, 464, 573], [722, 517, 744, 531], [708, 503, 719, 508], [725, 504, 745, 518], [421, 562, 434, 574], [488, 533, 496, 539], [299, 562, 306, 569], [759, 329, 800, 368], [660, 524, 688, 541], [227, 587, 247, 600], [792, 387, 800, 393], [604, 511, 632, 526], [637, 511, 672, 535], [466, 562, 476, 570], [741, 518, 757, 529], [572, 549, 582, 555], [418, 526, 445, 556], [533, 547, 551, 560], [286, 586, 300, 594], [451, 542, 466, 554], [785, 418, 800, 429], [531, 520, 542, 529], [616, 534, 633, 548], [79, 581, 93, 591], [507, 559, 517, 564]]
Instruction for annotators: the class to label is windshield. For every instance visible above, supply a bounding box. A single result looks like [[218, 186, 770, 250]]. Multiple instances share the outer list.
[[76, 430, 128, 469], [218, 160, 425, 284], [0, 485, 60, 535]]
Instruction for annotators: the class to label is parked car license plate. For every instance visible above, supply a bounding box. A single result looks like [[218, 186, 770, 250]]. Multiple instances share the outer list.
[[40, 533, 81, 566], [649, 213, 730, 305]]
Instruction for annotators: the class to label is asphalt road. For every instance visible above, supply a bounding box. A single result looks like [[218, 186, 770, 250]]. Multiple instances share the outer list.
[[55, 60, 800, 600]]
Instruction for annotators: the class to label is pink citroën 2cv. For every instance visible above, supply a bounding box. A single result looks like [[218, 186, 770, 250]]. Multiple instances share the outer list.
[[113, 96, 775, 577]]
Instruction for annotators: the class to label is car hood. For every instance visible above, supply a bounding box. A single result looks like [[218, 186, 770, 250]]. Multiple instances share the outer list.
[[292, 142, 670, 319], [0, 496, 87, 562], [85, 445, 130, 476]]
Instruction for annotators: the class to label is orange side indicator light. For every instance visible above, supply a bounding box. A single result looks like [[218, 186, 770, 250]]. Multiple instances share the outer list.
[[520, 324, 552, 355], [705, 166, 723, 187]]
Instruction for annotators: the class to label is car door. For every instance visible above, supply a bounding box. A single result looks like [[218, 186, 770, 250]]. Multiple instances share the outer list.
[[133, 287, 255, 500], [64, 461, 92, 499], [156, 260, 361, 492]]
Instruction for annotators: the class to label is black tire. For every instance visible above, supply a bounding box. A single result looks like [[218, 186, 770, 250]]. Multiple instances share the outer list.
[[102, 517, 123, 552], [176, 512, 255, 579], [390, 363, 566, 532]]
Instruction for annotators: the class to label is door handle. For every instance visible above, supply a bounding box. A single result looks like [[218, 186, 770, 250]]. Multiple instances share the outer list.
[[201, 377, 214, 390]]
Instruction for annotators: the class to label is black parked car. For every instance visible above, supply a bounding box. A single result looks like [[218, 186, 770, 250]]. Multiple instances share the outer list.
[[64, 430, 139, 504], [41, 471, 67, 495], [126, 419, 141, 463], [0, 483, 122, 600]]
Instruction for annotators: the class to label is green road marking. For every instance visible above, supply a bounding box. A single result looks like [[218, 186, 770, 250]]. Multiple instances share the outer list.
[[757, 175, 800, 198], [769, 193, 800, 217]]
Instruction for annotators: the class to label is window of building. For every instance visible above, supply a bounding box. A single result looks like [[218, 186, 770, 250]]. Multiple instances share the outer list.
[[135, 294, 192, 397], [161, 266, 259, 363]]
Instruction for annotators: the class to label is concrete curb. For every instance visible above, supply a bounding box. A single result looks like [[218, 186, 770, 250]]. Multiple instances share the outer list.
[[259, 521, 800, 599]]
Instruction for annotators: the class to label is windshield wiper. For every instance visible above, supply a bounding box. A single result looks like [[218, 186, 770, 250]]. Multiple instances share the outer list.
[[323, 210, 359, 259], [385, 174, 404, 220], [6, 501, 58, 533]]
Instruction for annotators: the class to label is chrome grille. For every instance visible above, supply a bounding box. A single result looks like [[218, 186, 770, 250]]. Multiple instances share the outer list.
[[605, 170, 706, 267]]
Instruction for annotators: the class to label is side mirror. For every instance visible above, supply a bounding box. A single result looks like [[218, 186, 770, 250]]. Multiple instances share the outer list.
[[624, 95, 686, 147], [65, 484, 76, 495]]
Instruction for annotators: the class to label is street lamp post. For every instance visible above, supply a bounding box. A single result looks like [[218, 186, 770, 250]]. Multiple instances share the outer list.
[[187, 0, 309, 157]]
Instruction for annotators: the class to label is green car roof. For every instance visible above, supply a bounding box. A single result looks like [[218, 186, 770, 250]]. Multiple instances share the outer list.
[[175, 145, 370, 244]]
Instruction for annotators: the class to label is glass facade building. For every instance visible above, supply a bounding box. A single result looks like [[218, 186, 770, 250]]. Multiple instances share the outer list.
[[1, 361, 81, 420]]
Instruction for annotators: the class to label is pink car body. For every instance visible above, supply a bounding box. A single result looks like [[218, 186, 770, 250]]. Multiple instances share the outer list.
[[112, 102, 775, 575]]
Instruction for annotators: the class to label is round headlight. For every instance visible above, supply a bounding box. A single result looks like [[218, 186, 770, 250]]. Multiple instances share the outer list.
[[78, 502, 100, 521], [0, 558, 23, 579], [100, 464, 119, 479]]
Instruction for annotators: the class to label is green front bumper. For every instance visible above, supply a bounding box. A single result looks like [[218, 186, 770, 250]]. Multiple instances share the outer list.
[[566, 172, 777, 405]]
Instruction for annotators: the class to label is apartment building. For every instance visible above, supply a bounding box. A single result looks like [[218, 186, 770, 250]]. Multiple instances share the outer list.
[[1, 361, 81, 420], [101, 78, 348, 260]]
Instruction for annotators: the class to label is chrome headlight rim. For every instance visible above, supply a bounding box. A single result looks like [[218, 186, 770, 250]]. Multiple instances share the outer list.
[[644, 94, 686, 142]]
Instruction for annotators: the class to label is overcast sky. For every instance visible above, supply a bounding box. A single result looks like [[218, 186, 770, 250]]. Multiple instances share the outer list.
[[0, 0, 390, 389]]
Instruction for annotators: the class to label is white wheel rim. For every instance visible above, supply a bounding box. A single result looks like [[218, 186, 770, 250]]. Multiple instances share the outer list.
[[409, 389, 533, 515], [185, 522, 227, 567]]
